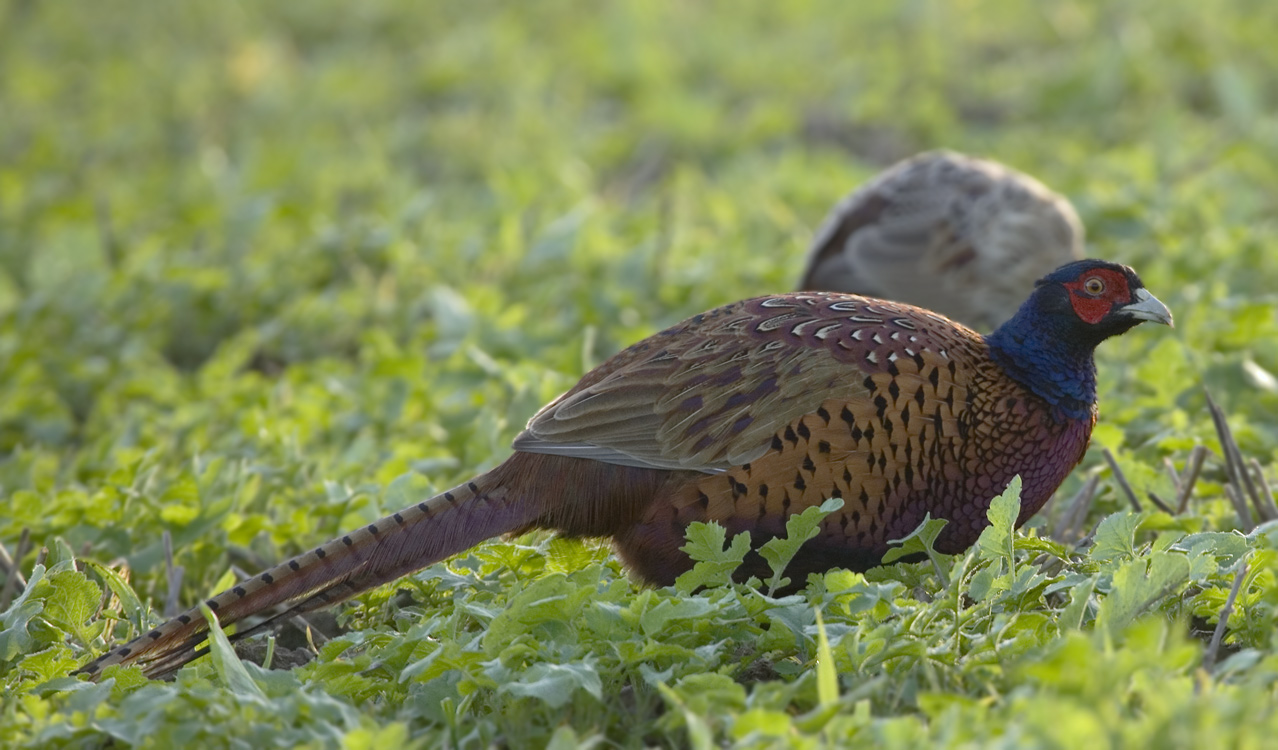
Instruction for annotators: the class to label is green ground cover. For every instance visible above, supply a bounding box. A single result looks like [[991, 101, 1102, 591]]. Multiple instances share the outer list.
[[2, 1, 1278, 746]]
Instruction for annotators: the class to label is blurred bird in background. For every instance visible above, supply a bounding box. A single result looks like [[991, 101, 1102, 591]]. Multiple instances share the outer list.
[[799, 151, 1084, 330]]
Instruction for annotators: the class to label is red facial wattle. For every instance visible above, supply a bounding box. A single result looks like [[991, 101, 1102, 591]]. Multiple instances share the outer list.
[[1062, 268, 1131, 324]]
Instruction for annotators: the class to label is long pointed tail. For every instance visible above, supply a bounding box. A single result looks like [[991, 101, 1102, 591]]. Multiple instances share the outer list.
[[78, 468, 532, 679]]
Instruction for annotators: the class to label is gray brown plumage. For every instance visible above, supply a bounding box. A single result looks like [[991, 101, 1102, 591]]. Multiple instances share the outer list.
[[79, 260, 1170, 680], [800, 150, 1084, 330]]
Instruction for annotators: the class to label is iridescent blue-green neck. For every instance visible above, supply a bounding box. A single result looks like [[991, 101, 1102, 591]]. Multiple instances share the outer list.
[[985, 312, 1099, 421]]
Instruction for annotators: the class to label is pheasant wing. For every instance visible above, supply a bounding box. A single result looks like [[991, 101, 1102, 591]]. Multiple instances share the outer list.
[[513, 293, 967, 473]]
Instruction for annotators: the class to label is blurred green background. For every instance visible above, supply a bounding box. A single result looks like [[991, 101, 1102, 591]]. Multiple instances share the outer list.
[[2, 0, 1278, 746]]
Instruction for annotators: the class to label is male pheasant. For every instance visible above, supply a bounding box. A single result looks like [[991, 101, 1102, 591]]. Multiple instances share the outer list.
[[800, 150, 1084, 330], [80, 259, 1170, 679]]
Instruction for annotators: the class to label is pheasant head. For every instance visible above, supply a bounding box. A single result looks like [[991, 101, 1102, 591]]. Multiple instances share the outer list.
[[985, 259, 1173, 419]]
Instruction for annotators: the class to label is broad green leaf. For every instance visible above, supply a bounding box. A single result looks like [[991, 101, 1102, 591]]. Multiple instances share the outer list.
[[792, 702, 844, 734], [30, 676, 97, 695], [39, 569, 103, 645], [1174, 531, 1251, 566], [543, 537, 609, 576], [639, 597, 716, 637], [667, 673, 747, 716], [498, 660, 603, 708], [44, 538, 79, 569], [882, 515, 948, 564], [883, 514, 951, 585], [81, 559, 147, 625], [731, 709, 794, 740], [1092, 511, 1146, 563], [1061, 577, 1098, 630], [766, 599, 815, 646], [1012, 535, 1071, 559], [341, 724, 418, 750], [0, 565, 47, 662], [813, 610, 838, 707], [657, 683, 714, 750], [675, 522, 751, 594], [481, 574, 593, 653], [400, 642, 453, 684], [976, 476, 1023, 569], [99, 663, 149, 694], [1094, 552, 1192, 639], [545, 725, 589, 750], [16, 646, 80, 684], [199, 603, 265, 699], [759, 497, 844, 594], [639, 663, 676, 687], [968, 567, 1011, 603]]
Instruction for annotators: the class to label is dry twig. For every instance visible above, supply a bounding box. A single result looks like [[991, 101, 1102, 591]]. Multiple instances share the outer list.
[[1224, 486, 1254, 533], [1102, 448, 1143, 513], [1203, 562, 1249, 675], [1145, 491, 1174, 514], [1163, 457, 1180, 488], [0, 529, 33, 611], [1206, 390, 1275, 525], [163, 531, 185, 618], [1053, 474, 1101, 544], [1247, 458, 1278, 522], [1175, 446, 1208, 515]]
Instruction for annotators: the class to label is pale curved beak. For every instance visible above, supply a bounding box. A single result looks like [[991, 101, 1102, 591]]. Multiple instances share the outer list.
[[1120, 288, 1174, 327]]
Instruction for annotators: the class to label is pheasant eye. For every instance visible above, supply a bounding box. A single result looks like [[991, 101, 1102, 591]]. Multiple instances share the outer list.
[[1084, 277, 1105, 295]]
